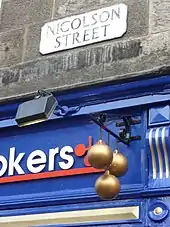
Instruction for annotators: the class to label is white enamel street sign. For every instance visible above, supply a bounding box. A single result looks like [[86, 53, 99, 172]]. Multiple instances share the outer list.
[[39, 4, 128, 55]]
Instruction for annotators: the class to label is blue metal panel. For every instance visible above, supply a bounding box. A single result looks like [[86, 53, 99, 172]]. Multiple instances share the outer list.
[[149, 105, 170, 126]]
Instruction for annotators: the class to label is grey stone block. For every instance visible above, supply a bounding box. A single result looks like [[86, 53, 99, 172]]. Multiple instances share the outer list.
[[0, 29, 24, 68], [24, 17, 142, 62], [0, 31, 170, 101], [23, 22, 45, 62], [1, 67, 20, 86], [0, 56, 103, 99], [102, 52, 170, 81], [0, 0, 53, 31], [25, 36, 141, 66], [149, 0, 170, 34], [0, 37, 142, 97], [0, 51, 170, 101], [23, 0, 148, 62], [19, 53, 104, 86], [141, 31, 170, 55], [102, 31, 170, 79], [54, 0, 149, 38]]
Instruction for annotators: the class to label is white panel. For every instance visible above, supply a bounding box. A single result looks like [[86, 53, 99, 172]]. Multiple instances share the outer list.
[[39, 4, 128, 55], [0, 206, 139, 227]]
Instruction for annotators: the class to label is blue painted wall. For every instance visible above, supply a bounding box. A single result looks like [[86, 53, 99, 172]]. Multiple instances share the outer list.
[[0, 75, 170, 226]]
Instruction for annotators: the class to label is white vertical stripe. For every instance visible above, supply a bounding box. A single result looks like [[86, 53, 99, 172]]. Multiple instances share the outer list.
[[162, 127, 169, 178], [0, 206, 139, 227], [155, 128, 163, 179], [149, 129, 157, 179]]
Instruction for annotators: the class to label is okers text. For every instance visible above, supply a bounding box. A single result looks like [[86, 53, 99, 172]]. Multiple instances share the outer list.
[[0, 146, 74, 177]]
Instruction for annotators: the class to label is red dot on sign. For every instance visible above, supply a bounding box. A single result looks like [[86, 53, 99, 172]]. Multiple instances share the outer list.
[[74, 144, 86, 157], [84, 155, 91, 167]]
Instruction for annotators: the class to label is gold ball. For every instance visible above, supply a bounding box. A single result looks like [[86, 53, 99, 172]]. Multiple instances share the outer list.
[[87, 140, 113, 169], [109, 152, 128, 177], [95, 172, 120, 200]]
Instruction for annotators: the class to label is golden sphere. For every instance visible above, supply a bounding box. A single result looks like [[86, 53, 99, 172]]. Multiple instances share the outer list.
[[87, 140, 113, 169], [95, 172, 120, 200], [109, 151, 128, 177]]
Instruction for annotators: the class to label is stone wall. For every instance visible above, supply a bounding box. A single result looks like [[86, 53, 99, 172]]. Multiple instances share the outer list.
[[0, 0, 170, 102]]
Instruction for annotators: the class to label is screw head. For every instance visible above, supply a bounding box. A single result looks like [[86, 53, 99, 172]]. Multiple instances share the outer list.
[[148, 202, 169, 222], [154, 207, 163, 215]]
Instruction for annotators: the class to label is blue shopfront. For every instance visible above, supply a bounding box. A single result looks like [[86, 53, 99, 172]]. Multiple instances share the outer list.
[[0, 75, 170, 227]]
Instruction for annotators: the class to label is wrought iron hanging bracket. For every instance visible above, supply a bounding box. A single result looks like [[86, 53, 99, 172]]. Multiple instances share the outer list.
[[117, 116, 141, 143], [90, 114, 141, 146], [90, 113, 130, 146]]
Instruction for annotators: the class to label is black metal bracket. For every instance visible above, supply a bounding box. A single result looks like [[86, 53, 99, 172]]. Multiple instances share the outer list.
[[37, 89, 81, 116], [90, 114, 141, 146], [117, 116, 141, 144]]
